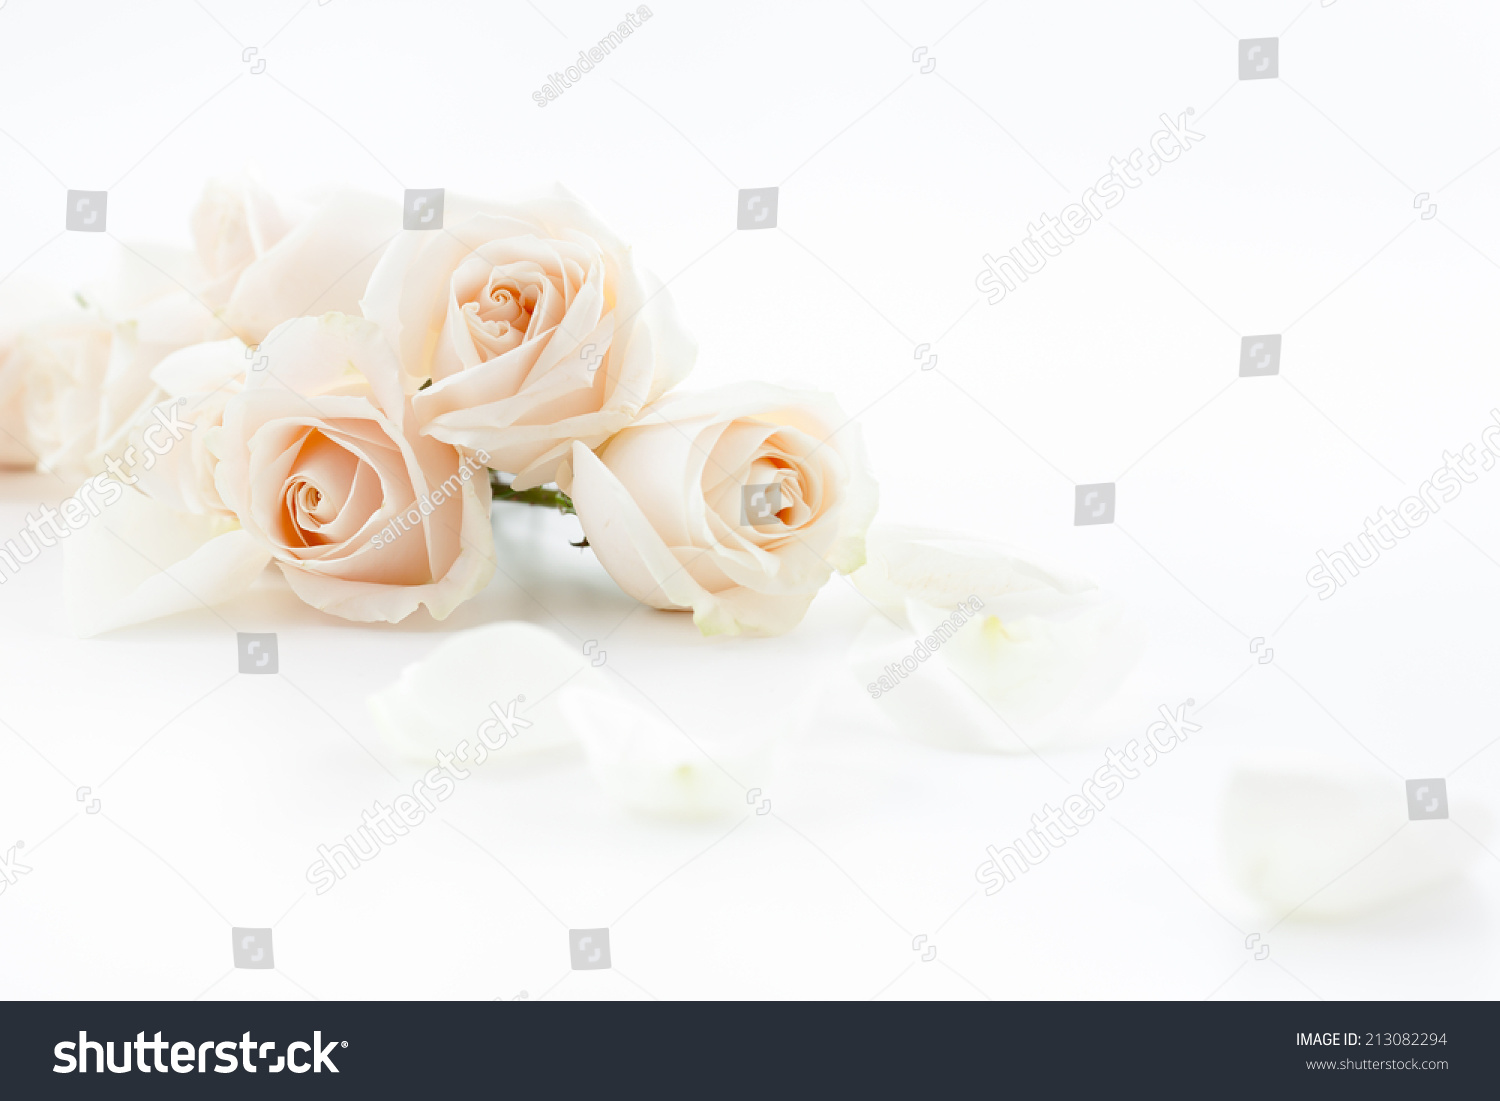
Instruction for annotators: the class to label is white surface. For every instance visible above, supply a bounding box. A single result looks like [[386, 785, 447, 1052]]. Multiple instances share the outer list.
[[1, 0, 1499, 1000]]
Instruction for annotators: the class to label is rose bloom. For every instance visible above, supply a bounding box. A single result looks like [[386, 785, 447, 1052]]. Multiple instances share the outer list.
[[0, 336, 28, 468], [7, 304, 114, 475], [1, 179, 395, 481], [210, 313, 495, 622], [362, 186, 695, 488], [565, 383, 878, 635], [7, 289, 208, 480]]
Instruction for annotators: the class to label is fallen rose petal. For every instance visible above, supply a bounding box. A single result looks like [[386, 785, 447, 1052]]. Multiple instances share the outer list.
[[1222, 759, 1485, 919], [852, 524, 1096, 628], [559, 684, 771, 819], [369, 621, 593, 764], [849, 525, 1141, 751]]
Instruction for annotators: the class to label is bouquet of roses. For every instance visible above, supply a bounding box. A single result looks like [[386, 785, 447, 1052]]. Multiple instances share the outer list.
[[0, 178, 876, 638], [3, 182, 1471, 914]]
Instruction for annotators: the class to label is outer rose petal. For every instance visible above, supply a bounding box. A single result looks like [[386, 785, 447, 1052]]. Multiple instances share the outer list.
[[149, 335, 249, 396], [114, 338, 246, 516], [91, 289, 221, 466], [63, 483, 270, 636], [567, 441, 706, 609], [370, 622, 594, 762], [569, 441, 815, 635], [243, 311, 405, 417], [220, 190, 398, 345], [192, 175, 296, 307]]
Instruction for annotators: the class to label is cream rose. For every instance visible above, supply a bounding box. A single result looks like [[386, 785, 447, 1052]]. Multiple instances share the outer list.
[[11, 300, 120, 478], [210, 313, 495, 622], [564, 383, 877, 635], [0, 334, 28, 468], [361, 186, 695, 488], [0, 282, 77, 468], [2, 179, 395, 481]]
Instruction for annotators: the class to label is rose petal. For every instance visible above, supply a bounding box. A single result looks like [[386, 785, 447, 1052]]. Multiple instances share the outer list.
[[221, 190, 399, 345], [369, 621, 593, 763], [849, 528, 1142, 750], [852, 524, 1096, 629], [62, 482, 270, 636], [567, 440, 708, 614], [559, 684, 770, 819], [1223, 760, 1485, 918]]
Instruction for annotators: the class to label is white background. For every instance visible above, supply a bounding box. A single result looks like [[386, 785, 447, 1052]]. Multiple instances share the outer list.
[[1, 0, 1499, 1000]]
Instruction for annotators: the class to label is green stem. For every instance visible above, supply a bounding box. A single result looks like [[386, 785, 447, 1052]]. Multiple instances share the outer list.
[[489, 472, 576, 516]]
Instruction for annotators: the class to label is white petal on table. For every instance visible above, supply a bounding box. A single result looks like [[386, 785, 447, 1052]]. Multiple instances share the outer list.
[[1223, 760, 1485, 918], [560, 685, 771, 820], [369, 621, 595, 764], [852, 524, 1096, 629]]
